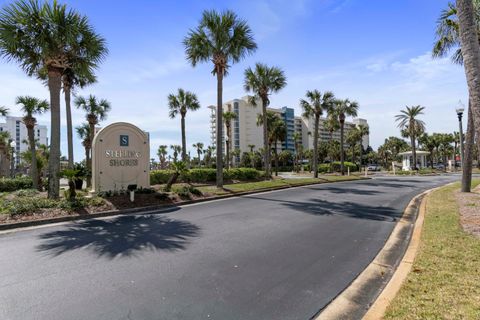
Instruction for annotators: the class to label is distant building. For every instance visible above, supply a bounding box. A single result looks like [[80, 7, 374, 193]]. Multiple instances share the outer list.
[[0, 116, 48, 167], [209, 96, 369, 160]]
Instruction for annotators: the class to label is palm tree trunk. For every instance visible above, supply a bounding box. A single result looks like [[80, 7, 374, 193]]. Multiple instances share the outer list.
[[216, 71, 224, 188], [457, 0, 480, 139], [262, 97, 270, 179], [47, 68, 62, 199], [462, 101, 474, 192], [197, 151, 201, 168], [181, 115, 187, 162], [86, 121, 95, 188], [340, 122, 345, 175], [226, 138, 230, 170], [313, 115, 319, 178], [274, 142, 279, 176], [64, 84, 74, 168], [411, 135, 417, 170], [27, 125, 39, 190]]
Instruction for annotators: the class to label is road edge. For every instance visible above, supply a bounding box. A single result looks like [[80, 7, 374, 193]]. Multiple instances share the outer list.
[[314, 186, 440, 320]]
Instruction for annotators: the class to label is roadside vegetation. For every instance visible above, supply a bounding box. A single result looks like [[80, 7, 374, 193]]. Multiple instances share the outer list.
[[384, 181, 480, 319]]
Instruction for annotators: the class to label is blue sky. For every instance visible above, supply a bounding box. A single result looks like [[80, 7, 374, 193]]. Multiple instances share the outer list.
[[0, 0, 468, 160]]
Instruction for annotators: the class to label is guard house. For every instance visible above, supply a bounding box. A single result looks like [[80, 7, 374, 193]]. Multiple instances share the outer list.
[[398, 150, 430, 171]]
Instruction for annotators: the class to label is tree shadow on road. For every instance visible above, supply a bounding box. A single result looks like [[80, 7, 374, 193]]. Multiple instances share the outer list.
[[36, 211, 200, 259], [247, 196, 400, 222], [302, 186, 382, 196]]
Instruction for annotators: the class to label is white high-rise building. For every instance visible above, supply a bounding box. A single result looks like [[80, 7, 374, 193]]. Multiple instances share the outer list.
[[0, 116, 48, 166], [209, 96, 370, 157]]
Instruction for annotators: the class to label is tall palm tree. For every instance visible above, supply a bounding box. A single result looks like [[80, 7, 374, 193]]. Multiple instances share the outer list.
[[192, 142, 204, 167], [204, 145, 215, 168], [248, 144, 256, 168], [170, 145, 182, 163], [346, 128, 360, 164], [244, 63, 287, 178], [333, 99, 359, 175], [157, 145, 168, 169], [16, 96, 48, 190], [434, 1, 480, 191], [184, 9, 257, 188], [74, 95, 111, 188], [168, 89, 201, 162], [76, 123, 91, 174], [292, 132, 301, 172], [357, 124, 370, 166], [395, 105, 426, 170], [62, 69, 97, 169], [0, 107, 9, 177], [223, 111, 237, 169], [0, 0, 107, 199], [270, 117, 287, 176], [300, 90, 335, 178]]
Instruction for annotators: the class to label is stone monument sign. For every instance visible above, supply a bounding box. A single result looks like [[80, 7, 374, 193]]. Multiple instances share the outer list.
[[92, 122, 149, 193]]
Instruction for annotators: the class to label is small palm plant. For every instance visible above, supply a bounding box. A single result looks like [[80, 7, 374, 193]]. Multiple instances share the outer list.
[[16, 96, 49, 189], [61, 169, 79, 200], [184, 9, 257, 188], [168, 89, 200, 162], [395, 105, 426, 170], [300, 90, 335, 177], [75, 95, 111, 188], [164, 161, 187, 192], [244, 63, 287, 178]]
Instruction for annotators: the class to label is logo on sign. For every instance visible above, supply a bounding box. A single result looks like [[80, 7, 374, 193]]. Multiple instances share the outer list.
[[120, 135, 129, 147]]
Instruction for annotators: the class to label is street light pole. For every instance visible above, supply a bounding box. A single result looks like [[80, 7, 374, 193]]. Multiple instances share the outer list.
[[456, 101, 465, 170]]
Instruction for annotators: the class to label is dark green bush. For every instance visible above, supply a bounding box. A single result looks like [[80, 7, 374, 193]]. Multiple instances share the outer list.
[[329, 161, 358, 172], [0, 176, 33, 192], [150, 168, 264, 184]]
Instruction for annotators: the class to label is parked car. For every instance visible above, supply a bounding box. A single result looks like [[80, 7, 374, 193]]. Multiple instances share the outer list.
[[367, 164, 380, 171], [433, 163, 445, 170]]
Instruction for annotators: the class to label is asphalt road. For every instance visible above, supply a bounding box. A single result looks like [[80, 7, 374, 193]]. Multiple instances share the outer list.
[[0, 175, 458, 320]]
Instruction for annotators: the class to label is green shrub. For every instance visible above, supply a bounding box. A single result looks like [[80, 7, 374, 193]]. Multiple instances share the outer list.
[[329, 161, 358, 172], [150, 168, 264, 185], [3, 197, 57, 216], [0, 176, 33, 192], [318, 164, 330, 173]]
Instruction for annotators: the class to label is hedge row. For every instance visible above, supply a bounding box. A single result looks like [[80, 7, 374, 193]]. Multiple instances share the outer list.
[[0, 176, 33, 192], [150, 168, 265, 185], [303, 162, 359, 173]]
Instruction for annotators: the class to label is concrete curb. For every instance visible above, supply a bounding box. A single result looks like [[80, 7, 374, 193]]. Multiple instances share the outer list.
[[361, 191, 430, 319], [0, 177, 366, 232], [314, 186, 436, 320]]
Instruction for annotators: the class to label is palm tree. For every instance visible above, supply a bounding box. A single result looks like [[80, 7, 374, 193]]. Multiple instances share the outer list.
[[0, 0, 107, 199], [346, 128, 360, 164], [357, 124, 370, 166], [157, 145, 168, 169], [74, 95, 111, 188], [434, 1, 480, 191], [167, 89, 201, 162], [244, 63, 287, 178], [419, 133, 437, 169], [76, 123, 91, 175], [0, 107, 9, 177], [16, 96, 49, 190], [184, 10, 257, 188], [300, 90, 335, 178], [231, 148, 241, 168], [62, 69, 97, 169], [170, 145, 182, 163], [204, 145, 215, 168], [395, 106, 426, 170], [333, 99, 359, 175], [270, 117, 287, 176], [292, 132, 301, 172], [192, 142, 204, 167], [223, 111, 237, 169]]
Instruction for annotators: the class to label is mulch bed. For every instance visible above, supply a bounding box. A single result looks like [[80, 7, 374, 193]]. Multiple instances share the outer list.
[[455, 185, 480, 238]]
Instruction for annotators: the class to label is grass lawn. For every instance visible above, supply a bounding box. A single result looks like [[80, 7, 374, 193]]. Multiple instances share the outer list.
[[197, 175, 364, 195], [384, 180, 480, 319]]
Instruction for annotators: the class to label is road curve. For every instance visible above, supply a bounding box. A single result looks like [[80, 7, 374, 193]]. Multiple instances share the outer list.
[[0, 175, 457, 320]]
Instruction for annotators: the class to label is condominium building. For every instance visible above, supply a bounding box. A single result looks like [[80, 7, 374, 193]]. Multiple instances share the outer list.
[[209, 96, 369, 157], [0, 116, 48, 166]]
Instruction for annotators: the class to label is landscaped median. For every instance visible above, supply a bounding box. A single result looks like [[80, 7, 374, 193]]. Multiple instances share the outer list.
[[0, 174, 366, 229], [382, 181, 480, 319]]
